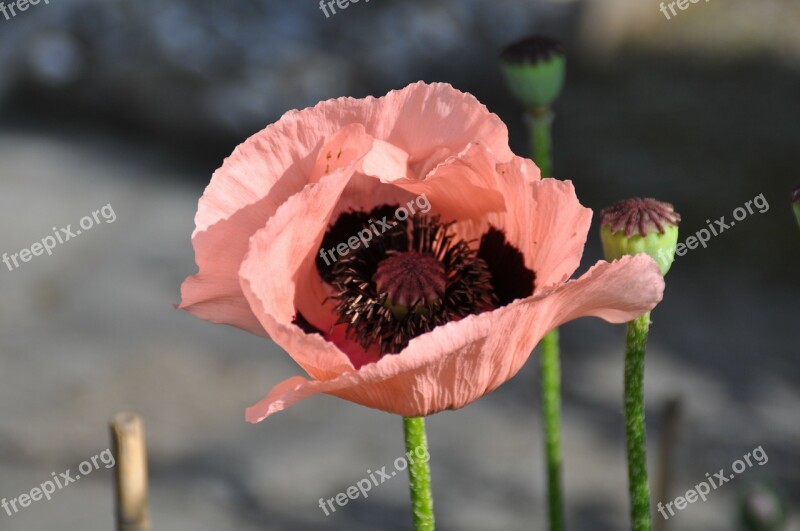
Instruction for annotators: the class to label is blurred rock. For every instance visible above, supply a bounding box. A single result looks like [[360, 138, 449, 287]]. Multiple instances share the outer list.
[[578, 0, 800, 61]]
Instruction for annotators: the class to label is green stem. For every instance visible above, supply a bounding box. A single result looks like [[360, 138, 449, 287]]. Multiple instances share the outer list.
[[527, 106, 565, 531], [793, 203, 800, 230], [403, 417, 435, 531], [541, 328, 564, 531], [526, 108, 554, 179], [625, 313, 653, 531]]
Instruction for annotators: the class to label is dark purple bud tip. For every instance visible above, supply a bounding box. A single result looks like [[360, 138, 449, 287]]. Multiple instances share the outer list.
[[600, 198, 681, 238], [501, 36, 565, 66]]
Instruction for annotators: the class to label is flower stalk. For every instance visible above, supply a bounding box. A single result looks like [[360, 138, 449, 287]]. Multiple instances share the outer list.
[[501, 35, 568, 531], [403, 416, 435, 531], [527, 108, 565, 531], [599, 197, 680, 531], [540, 327, 564, 530], [526, 109, 555, 179], [624, 312, 652, 531]]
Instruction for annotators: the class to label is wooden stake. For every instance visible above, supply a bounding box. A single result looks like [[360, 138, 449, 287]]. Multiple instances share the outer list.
[[110, 413, 152, 531], [654, 398, 682, 531]]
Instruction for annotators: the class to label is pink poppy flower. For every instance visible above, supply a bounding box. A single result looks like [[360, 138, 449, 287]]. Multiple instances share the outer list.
[[178, 82, 664, 423]]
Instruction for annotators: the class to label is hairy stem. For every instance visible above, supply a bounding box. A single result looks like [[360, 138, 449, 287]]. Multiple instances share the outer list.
[[541, 328, 565, 531], [625, 312, 653, 531], [403, 416, 435, 531]]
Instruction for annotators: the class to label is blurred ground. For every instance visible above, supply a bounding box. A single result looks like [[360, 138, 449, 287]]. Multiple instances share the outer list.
[[0, 0, 798, 530]]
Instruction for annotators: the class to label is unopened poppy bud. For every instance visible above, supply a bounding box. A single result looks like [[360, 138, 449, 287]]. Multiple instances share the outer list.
[[500, 35, 566, 112], [599, 198, 681, 276]]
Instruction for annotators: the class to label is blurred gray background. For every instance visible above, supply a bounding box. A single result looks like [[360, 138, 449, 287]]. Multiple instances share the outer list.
[[0, 0, 798, 529]]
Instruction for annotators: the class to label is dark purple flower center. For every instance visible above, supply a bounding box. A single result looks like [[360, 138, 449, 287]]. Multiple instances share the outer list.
[[304, 205, 536, 356], [373, 251, 446, 317]]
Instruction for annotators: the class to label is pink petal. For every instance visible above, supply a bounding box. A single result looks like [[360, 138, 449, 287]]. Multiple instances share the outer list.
[[239, 165, 360, 381], [307, 123, 402, 184], [547, 254, 665, 325], [178, 209, 274, 337], [371, 82, 514, 171], [507, 174, 594, 289], [389, 143, 506, 221], [455, 157, 593, 292], [245, 254, 664, 422]]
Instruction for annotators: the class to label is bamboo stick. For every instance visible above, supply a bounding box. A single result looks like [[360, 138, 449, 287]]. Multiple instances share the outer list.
[[110, 413, 152, 531]]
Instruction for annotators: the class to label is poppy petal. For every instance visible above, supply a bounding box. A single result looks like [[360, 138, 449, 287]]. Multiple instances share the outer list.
[[245, 254, 663, 422]]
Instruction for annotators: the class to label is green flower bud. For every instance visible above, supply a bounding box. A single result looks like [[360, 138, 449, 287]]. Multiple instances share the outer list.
[[792, 184, 800, 229], [500, 36, 566, 111], [600, 198, 681, 276]]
